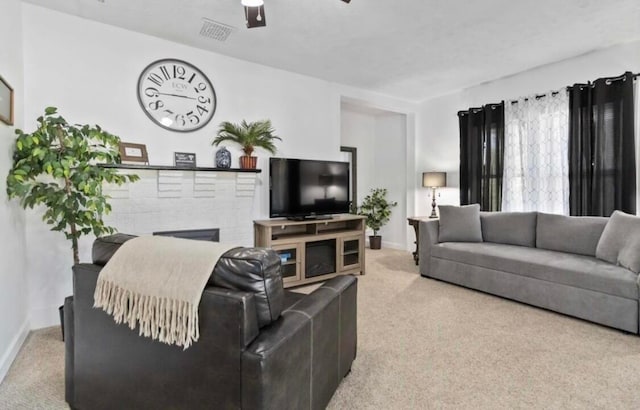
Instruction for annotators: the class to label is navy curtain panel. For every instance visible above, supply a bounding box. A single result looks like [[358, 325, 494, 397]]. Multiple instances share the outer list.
[[568, 72, 636, 216], [458, 103, 504, 211]]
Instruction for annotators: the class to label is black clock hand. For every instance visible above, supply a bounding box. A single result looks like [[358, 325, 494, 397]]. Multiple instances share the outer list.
[[157, 92, 196, 100]]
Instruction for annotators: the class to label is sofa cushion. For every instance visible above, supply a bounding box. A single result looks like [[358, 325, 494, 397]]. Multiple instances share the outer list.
[[211, 247, 284, 328], [619, 237, 640, 274], [431, 242, 638, 300], [480, 212, 537, 247], [536, 213, 608, 257], [438, 204, 483, 243], [596, 211, 640, 273]]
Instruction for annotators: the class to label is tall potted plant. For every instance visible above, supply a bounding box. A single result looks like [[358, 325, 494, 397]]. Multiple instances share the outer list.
[[212, 119, 281, 169], [6, 107, 139, 265], [358, 188, 398, 250]]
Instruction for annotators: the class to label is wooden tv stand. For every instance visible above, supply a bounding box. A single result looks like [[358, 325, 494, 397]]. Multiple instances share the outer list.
[[254, 215, 365, 288]]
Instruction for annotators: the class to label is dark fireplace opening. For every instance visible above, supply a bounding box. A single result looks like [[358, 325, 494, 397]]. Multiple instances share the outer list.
[[305, 239, 336, 278], [153, 228, 220, 242]]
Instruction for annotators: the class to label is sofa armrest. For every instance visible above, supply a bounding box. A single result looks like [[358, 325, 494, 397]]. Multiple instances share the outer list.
[[242, 275, 357, 410], [68, 263, 261, 409], [419, 220, 440, 277], [64, 296, 74, 408]]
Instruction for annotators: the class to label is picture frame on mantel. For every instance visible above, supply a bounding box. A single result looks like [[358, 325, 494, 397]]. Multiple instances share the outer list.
[[174, 152, 197, 168], [0, 75, 14, 126], [118, 142, 149, 164]]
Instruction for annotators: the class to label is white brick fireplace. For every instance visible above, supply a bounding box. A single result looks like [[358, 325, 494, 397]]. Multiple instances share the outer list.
[[103, 169, 258, 245]]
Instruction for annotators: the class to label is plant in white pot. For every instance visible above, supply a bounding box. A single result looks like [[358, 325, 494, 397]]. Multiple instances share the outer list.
[[211, 120, 281, 169], [358, 188, 397, 250]]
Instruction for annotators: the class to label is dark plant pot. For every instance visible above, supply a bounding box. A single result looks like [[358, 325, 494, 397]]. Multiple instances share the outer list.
[[369, 235, 382, 250], [239, 155, 257, 169]]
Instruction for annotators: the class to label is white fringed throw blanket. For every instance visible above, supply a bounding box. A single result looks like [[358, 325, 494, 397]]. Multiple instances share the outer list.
[[93, 236, 235, 349]]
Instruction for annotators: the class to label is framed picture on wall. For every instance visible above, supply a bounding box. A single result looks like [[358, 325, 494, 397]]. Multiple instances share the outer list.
[[118, 142, 149, 164], [0, 75, 14, 126]]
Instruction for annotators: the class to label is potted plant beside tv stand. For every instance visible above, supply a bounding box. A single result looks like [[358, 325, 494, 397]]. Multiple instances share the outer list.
[[253, 214, 366, 288]]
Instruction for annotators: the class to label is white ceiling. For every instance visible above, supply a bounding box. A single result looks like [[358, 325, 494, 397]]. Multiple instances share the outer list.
[[22, 0, 640, 102]]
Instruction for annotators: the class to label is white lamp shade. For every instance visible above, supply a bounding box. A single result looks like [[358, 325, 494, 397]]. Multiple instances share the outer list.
[[422, 172, 446, 188], [242, 0, 264, 6]]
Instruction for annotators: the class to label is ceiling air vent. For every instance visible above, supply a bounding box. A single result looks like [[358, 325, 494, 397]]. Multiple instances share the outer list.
[[199, 18, 234, 42]]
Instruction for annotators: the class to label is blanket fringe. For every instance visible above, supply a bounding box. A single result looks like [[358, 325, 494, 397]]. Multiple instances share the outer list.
[[93, 278, 199, 349]]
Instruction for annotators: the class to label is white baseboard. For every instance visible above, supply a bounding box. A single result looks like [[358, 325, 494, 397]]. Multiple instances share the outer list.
[[365, 237, 407, 251], [0, 320, 30, 384], [381, 241, 407, 251], [30, 305, 61, 330]]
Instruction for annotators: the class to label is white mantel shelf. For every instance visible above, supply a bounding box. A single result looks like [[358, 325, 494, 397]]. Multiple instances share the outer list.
[[100, 164, 262, 173]]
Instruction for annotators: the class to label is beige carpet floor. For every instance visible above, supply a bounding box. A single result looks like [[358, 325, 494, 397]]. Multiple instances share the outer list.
[[2, 248, 640, 409]]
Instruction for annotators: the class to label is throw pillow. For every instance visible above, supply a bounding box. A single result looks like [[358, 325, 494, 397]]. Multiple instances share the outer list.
[[595, 210, 640, 273], [438, 204, 483, 243]]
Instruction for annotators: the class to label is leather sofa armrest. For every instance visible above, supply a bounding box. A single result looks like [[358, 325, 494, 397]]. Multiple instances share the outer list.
[[419, 220, 440, 277], [64, 296, 75, 408], [72, 263, 261, 348], [201, 287, 260, 348], [242, 306, 311, 410], [68, 263, 261, 409], [242, 275, 357, 410]]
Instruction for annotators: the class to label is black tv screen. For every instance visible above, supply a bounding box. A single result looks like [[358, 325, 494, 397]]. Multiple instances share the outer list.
[[270, 158, 350, 219]]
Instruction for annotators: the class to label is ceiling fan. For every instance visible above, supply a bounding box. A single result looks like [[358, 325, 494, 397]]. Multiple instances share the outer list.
[[241, 0, 351, 29]]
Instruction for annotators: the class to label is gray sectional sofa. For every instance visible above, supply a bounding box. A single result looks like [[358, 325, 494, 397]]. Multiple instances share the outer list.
[[419, 210, 640, 333]]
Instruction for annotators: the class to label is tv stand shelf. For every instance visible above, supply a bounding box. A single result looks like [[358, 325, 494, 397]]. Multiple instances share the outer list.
[[254, 214, 365, 288]]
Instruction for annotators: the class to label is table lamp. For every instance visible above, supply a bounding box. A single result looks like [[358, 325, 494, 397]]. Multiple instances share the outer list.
[[422, 172, 447, 218]]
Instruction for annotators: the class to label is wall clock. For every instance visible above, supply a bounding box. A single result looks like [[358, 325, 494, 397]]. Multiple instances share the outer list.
[[137, 59, 217, 132]]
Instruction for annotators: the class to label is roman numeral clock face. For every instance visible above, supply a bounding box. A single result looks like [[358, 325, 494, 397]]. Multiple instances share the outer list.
[[137, 59, 217, 132]]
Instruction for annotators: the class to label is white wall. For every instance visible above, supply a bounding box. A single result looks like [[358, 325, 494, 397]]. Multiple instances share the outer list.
[[415, 91, 464, 216], [415, 40, 640, 217], [339, 94, 418, 246], [374, 113, 407, 249], [0, 0, 29, 384], [340, 105, 408, 249], [340, 108, 376, 206], [20, 4, 417, 328]]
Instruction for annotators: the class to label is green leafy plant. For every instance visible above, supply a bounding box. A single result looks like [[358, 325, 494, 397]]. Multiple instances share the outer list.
[[358, 188, 398, 236], [211, 119, 281, 157], [6, 107, 139, 265]]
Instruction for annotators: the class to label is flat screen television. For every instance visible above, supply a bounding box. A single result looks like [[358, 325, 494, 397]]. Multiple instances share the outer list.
[[270, 157, 350, 219]]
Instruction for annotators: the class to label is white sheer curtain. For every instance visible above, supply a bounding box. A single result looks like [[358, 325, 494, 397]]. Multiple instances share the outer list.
[[502, 91, 570, 214]]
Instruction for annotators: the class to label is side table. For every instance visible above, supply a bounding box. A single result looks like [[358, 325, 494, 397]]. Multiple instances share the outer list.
[[407, 216, 435, 265]]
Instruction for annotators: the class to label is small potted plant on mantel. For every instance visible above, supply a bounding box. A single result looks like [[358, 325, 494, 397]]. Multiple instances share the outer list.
[[212, 119, 281, 169], [358, 188, 398, 250]]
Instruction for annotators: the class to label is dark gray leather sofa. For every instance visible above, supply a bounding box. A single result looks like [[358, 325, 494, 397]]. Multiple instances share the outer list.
[[419, 212, 640, 333], [64, 234, 357, 410]]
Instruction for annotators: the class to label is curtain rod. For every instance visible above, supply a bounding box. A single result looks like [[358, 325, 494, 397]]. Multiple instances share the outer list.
[[458, 71, 638, 112], [457, 103, 503, 116], [566, 71, 638, 90], [507, 72, 638, 105], [509, 91, 561, 104]]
